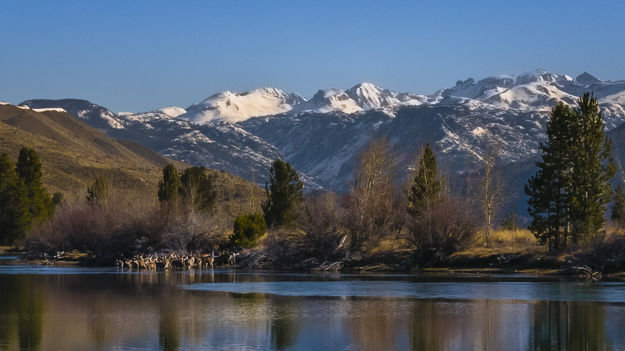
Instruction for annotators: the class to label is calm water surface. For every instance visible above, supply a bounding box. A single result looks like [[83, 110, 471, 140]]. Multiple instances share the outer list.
[[1, 262, 625, 350]]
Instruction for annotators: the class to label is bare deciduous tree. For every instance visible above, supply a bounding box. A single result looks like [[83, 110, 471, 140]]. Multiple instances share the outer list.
[[297, 191, 345, 257], [344, 139, 403, 253], [470, 143, 506, 244]]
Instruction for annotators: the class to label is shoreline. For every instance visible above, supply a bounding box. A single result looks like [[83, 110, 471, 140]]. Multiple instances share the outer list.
[[3, 254, 625, 281]]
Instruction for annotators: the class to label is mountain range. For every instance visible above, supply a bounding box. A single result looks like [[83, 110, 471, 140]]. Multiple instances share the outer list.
[[14, 69, 625, 215]]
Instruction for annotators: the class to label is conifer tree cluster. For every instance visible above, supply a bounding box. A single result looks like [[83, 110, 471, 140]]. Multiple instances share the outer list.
[[0, 148, 55, 245], [157, 164, 216, 214], [526, 93, 615, 251]]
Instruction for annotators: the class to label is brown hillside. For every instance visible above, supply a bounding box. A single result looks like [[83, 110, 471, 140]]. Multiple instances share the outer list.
[[0, 104, 264, 215]]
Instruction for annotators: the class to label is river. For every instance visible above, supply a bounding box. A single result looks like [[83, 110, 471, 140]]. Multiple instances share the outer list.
[[1, 263, 624, 350]]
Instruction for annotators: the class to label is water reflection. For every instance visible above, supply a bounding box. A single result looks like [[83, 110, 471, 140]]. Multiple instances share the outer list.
[[529, 301, 611, 350], [0, 269, 623, 350], [269, 299, 300, 350], [0, 275, 44, 351], [159, 293, 179, 351]]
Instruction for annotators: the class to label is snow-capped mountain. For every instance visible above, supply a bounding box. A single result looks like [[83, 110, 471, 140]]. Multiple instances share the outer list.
[[18, 99, 280, 185], [345, 82, 400, 110], [290, 88, 363, 114], [436, 69, 625, 115], [179, 87, 305, 124], [18, 69, 625, 214]]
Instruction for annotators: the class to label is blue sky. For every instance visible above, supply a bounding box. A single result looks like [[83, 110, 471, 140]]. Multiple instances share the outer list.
[[1, 0, 624, 112]]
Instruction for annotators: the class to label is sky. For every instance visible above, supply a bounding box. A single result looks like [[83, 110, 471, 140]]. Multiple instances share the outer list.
[[1, 0, 625, 112]]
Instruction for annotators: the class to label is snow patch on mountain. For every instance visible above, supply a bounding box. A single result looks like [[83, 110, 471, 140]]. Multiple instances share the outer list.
[[78, 109, 124, 129], [173, 130, 215, 145], [32, 107, 67, 113], [158, 106, 187, 118]]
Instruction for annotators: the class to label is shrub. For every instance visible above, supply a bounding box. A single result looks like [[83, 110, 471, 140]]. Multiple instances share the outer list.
[[297, 191, 345, 258], [86, 176, 109, 207], [230, 213, 267, 248], [26, 191, 227, 261], [406, 197, 478, 262], [26, 194, 162, 259]]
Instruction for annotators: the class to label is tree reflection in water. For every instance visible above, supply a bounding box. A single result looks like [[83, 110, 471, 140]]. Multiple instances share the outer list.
[[159, 294, 180, 351], [529, 301, 611, 351], [269, 297, 300, 350], [0, 275, 44, 351]]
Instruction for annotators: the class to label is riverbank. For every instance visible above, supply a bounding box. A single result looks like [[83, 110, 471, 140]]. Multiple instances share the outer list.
[[7, 231, 625, 280]]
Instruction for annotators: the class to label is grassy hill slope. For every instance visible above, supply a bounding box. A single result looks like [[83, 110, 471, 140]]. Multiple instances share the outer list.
[[0, 104, 264, 215]]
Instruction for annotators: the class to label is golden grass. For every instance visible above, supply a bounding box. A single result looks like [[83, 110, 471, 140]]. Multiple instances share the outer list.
[[451, 229, 544, 260], [488, 229, 537, 247]]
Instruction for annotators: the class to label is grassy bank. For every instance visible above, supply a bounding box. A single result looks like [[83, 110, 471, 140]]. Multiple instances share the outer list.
[[234, 229, 625, 279]]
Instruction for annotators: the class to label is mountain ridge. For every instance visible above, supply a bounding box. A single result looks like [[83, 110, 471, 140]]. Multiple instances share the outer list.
[[17, 69, 625, 215]]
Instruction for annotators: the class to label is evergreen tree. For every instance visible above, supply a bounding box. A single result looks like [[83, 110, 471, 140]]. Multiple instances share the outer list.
[[408, 143, 442, 216], [526, 94, 615, 251], [158, 164, 181, 211], [16, 147, 54, 226], [0, 154, 29, 245], [611, 184, 625, 226], [262, 159, 303, 228], [526, 102, 575, 251], [86, 176, 109, 207], [180, 166, 216, 213], [568, 93, 616, 238]]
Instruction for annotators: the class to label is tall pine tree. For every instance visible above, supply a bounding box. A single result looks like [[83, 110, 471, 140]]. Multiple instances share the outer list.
[[408, 143, 442, 216], [568, 93, 615, 238], [526, 94, 615, 251], [16, 147, 54, 226], [262, 159, 303, 228], [0, 154, 29, 245], [158, 164, 181, 212]]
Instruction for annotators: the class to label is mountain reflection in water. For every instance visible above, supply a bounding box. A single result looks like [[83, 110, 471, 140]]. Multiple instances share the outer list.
[[0, 267, 623, 350]]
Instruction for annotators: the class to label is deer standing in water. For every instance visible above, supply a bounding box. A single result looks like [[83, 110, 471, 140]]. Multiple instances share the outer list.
[[228, 252, 239, 267]]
